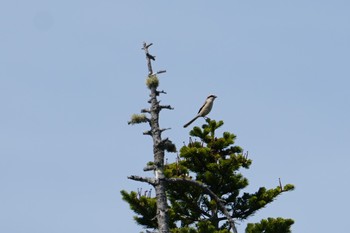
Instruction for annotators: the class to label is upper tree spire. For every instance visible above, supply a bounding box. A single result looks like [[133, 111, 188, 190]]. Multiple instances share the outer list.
[[127, 42, 176, 233]]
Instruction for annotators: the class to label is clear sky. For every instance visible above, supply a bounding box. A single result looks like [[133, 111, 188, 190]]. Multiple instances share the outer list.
[[1, 1, 349, 232]]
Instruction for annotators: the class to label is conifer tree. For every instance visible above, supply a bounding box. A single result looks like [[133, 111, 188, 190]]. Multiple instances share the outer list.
[[122, 43, 295, 233]]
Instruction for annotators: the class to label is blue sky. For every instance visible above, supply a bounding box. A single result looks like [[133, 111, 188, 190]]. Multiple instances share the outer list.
[[1, 1, 349, 232]]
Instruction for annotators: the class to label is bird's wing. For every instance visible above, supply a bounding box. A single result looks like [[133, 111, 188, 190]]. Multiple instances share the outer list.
[[197, 100, 206, 114]]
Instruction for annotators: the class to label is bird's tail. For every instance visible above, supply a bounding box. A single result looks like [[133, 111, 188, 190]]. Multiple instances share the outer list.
[[183, 116, 199, 128]]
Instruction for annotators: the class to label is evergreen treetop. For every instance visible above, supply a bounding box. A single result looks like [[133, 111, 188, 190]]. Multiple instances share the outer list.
[[122, 118, 294, 233]]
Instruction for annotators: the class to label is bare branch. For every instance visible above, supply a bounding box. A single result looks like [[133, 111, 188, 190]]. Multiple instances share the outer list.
[[141, 108, 151, 113], [159, 105, 174, 110], [160, 128, 171, 133], [145, 43, 153, 49], [146, 230, 158, 233], [156, 90, 167, 96], [156, 70, 167, 74], [128, 175, 156, 185], [144, 164, 157, 171], [244, 151, 249, 159], [143, 130, 153, 136], [147, 53, 156, 61], [164, 178, 238, 233], [279, 178, 283, 191]]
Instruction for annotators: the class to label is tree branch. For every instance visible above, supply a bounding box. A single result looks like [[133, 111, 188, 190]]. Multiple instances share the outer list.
[[143, 130, 153, 136], [144, 164, 157, 172], [128, 175, 156, 185], [279, 178, 283, 191], [160, 128, 171, 133], [156, 90, 167, 96], [164, 178, 238, 233], [159, 105, 174, 110]]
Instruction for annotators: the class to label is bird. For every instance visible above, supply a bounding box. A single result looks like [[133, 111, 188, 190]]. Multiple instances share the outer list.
[[183, 95, 217, 128]]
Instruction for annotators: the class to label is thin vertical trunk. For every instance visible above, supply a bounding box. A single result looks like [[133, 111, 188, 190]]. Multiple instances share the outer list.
[[145, 42, 169, 233]]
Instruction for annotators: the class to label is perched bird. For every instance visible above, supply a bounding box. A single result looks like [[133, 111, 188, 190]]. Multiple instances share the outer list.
[[183, 95, 217, 128]]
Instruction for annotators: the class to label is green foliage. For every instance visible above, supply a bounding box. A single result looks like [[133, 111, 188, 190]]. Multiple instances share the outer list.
[[120, 190, 157, 228], [122, 118, 295, 232], [170, 227, 198, 233], [245, 218, 294, 233], [235, 184, 294, 220], [169, 221, 231, 233]]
